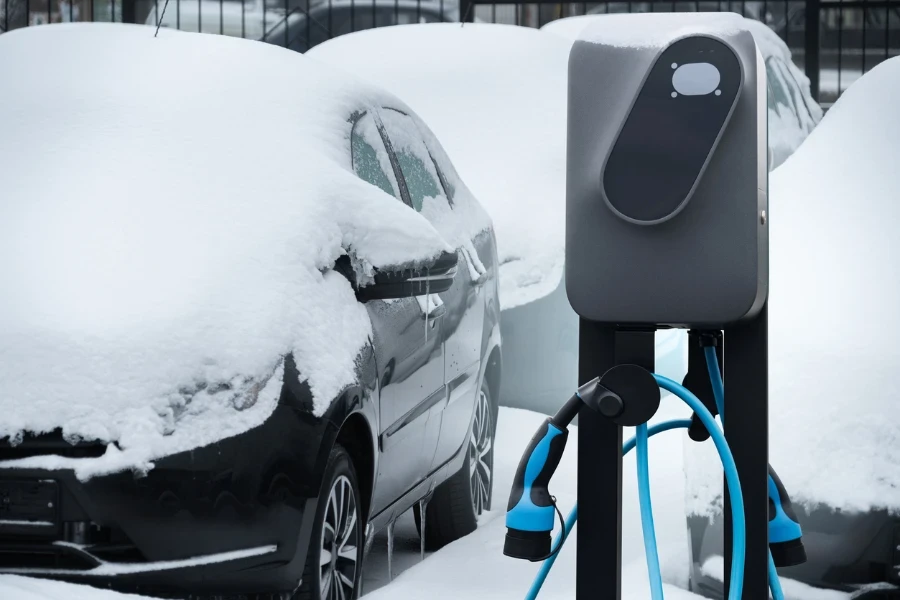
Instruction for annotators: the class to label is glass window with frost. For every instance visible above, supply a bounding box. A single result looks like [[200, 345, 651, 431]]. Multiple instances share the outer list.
[[350, 112, 401, 200], [379, 109, 449, 213], [765, 58, 799, 126]]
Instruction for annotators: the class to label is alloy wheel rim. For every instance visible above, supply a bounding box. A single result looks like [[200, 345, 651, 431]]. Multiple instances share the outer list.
[[469, 388, 493, 516], [319, 474, 358, 600]]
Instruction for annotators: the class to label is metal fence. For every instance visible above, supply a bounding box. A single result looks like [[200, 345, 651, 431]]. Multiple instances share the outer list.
[[1, 0, 898, 104], [459, 0, 900, 104]]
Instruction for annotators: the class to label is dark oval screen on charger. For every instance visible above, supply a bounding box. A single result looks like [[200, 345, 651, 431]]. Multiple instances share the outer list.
[[602, 36, 742, 223]]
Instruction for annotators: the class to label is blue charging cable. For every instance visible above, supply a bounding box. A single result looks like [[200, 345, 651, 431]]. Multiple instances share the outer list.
[[523, 418, 693, 600], [522, 376, 754, 600]]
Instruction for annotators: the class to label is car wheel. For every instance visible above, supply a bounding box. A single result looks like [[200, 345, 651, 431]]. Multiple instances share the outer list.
[[295, 444, 363, 600], [414, 379, 496, 550]]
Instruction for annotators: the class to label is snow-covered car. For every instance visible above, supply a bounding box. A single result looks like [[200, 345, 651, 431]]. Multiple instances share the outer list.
[[685, 56, 900, 599], [541, 14, 822, 170], [308, 16, 821, 420], [0, 23, 500, 600]]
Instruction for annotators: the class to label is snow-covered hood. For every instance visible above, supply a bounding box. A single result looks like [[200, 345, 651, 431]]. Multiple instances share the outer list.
[[309, 24, 572, 310], [0, 23, 476, 475], [685, 56, 900, 515]]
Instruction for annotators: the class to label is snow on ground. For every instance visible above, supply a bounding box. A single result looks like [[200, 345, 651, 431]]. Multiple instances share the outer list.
[[685, 56, 900, 516], [308, 24, 573, 310], [0, 23, 494, 480]]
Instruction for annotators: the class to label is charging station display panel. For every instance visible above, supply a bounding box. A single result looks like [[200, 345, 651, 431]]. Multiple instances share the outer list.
[[565, 20, 768, 328], [603, 37, 742, 224]]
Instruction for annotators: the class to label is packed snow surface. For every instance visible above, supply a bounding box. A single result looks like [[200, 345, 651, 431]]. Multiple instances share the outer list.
[[309, 24, 573, 310], [685, 56, 900, 515], [0, 23, 489, 478], [575, 11, 745, 48]]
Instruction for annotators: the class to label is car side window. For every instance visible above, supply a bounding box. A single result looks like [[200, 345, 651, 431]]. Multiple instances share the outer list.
[[776, 58, 817, 126], [378, 109, 449, 213], [350, 112, 401, 200]]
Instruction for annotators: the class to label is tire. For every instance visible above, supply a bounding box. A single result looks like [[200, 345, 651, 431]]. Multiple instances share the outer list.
[[294, 444, 363, 600], [414, 379, 496, 551]]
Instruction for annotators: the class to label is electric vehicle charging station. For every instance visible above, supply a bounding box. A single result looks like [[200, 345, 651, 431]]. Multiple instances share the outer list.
[[503, 14, 807, 600]]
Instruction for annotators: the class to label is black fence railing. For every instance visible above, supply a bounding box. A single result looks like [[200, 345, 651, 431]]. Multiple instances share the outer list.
[[1, 0, 897, 104], [458, 0, 900, 104]]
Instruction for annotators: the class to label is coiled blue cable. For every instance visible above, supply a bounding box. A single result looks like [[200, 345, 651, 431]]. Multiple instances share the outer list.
[[523, 378, 748, 600], [523, 419, 692, 600], [655, 375, 746, 600]]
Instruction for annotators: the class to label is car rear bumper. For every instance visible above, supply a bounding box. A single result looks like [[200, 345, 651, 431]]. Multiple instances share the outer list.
[[688, 508, 900, 599], [0, 404, 323, 596]]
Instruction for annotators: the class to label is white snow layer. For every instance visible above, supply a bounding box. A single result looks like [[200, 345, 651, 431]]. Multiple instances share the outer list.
[[0, 576, 153, 600], [684, 56, 900, 515], [0, 23, 489, 477], [575, 12, 745, 48], [309, 24, 573, 310]]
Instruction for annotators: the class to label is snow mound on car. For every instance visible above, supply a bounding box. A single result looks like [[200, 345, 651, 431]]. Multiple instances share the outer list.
[[684, 56, 900, 515], [309, 24, 572, 310], [0, 23, 486, 478]]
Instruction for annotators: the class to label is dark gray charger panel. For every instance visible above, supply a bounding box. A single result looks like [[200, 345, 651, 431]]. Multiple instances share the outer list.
[[565, 28, 767, 328]]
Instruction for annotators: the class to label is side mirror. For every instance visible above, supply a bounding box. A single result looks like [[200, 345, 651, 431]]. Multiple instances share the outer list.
[[355, 250, 458, 302]]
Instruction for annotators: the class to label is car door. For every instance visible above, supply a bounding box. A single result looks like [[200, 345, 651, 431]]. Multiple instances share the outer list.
[[348, 111, 445, 516], [377, 108, 487, 472]]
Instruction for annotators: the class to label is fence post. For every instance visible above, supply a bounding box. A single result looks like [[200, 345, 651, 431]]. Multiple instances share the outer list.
[[805, 0, 821, 101], [122, 0, 136, 22], [460, 0, 474, 22]]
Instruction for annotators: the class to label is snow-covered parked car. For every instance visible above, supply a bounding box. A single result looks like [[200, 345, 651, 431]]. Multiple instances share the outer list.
[[0, 23, 500, 600], [684, 56, 900, 599], [308, 16, 820, 419]]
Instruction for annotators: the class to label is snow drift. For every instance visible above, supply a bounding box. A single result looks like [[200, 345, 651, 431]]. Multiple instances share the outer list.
[[685, 56, 900, 515], [309, 24, 573, 310], [0, 23, 488, 478]]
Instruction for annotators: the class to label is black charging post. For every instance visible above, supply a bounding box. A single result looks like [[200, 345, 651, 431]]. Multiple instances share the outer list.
[[561, 14, 775, 600], [576, 323, 657, 598]]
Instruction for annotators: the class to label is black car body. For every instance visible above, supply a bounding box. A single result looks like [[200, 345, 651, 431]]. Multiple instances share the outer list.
[[688, 506, 900, 598], [0, 34, 500, 600]]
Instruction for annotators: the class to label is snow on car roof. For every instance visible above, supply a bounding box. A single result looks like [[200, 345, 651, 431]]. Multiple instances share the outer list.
[[0, 23, 479, 478], [309, 23, 573, 310], [685, 56, 900, 514]]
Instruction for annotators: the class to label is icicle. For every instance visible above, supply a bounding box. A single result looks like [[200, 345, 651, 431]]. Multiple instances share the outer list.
[[386, 517, 396, 582], [418, 494, 432, 561]]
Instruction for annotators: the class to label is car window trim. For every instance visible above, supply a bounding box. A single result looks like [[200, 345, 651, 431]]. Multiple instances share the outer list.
[[381, 106, 455, 207]]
